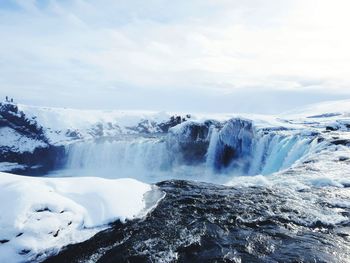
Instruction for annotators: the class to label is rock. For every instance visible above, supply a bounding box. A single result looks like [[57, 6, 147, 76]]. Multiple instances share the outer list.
[[331, 139, 350, 146], [158, 115, 190, 133], [0, 102, 47, 142], [167, 120, 220, 164], [212, 118, 253, 171], [326, 126, 338, 131], [0, 102, 65, 174]]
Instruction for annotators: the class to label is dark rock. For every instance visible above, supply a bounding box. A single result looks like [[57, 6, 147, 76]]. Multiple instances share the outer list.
[[0, 102, 47, 142], [66, 129, 83, 139], [307, 113, 341, 118], [167, 120, 220, 164], [317, 137, 325, 143], [158, 115, 190, 133], [212, 118, 253, 172], [326, 126, 338, 131], [331, 139, 350, 146], [0, 145, 66, 176]]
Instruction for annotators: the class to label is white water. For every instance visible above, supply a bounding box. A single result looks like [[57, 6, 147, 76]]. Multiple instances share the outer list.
[[49, 129, 322, 183], [249, 131, 320, 175], [66, 137, 170, 173]]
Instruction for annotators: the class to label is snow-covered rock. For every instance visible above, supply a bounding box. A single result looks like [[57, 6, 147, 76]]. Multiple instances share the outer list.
[[0, 172, 163, 262], [17, 104, 190, 145], [0, 127, 47, 153], [167, 120, 220, 165], [0, 102, 65, 174]]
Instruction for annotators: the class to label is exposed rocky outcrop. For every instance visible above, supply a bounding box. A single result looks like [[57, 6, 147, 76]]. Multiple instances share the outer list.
[[0, 102, 47, 142], [158, 115, 190, 133], [127, 115, 192, 134], [212, 118, 253, 171], [0, 102, 65, 175], [166, 118, 253, 170], [167, 120, 221, 164]]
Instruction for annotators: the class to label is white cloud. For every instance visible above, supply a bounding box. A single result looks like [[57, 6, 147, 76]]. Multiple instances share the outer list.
[[0, 0, 349, 112]]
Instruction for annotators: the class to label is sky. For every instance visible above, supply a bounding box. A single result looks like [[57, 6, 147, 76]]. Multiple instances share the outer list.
[[0, 0, 350, 114]]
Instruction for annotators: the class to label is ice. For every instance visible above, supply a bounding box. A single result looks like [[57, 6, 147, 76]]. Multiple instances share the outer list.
[[0, 172, 161, 262]]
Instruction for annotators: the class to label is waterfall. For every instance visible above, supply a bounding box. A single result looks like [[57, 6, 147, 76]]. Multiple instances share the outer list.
[[249, 132, 316, 175], [59, 119, 324, 181], [205, 126, 219, 169], [64, 137, 171, 179]]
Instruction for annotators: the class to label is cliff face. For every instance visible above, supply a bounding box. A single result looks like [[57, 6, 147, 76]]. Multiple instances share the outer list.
[[0, 102, 65, 175]]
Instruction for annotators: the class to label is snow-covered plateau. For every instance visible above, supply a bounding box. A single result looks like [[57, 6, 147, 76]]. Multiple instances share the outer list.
[[0, 99, 350, 262]]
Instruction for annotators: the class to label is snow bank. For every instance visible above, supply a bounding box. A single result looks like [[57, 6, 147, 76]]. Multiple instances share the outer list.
[[0, 172, 162, 262]]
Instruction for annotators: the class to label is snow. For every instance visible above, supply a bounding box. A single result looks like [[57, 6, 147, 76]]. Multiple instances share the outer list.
[[0, 162, 27, 172], [15, 100, 350, 147], [17, 104, 173, 145], [0, 127, 47, 153], [0, 172, 163, 262], [281, 99, 350, 118], [16, 103, 296, 146]]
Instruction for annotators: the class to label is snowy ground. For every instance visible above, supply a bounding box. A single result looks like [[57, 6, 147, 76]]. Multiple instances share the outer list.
[[0, 172, 164, 263]]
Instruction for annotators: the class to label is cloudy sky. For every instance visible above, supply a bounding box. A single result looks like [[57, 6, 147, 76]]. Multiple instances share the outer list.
[[0, 0, 349, 113]]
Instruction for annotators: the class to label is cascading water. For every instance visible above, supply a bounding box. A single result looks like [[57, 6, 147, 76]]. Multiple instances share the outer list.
[[55, 119, 325, 183], [248, 131, 321, 175], [62, 136, 172, 180]]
